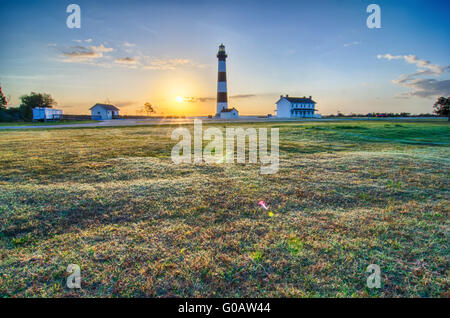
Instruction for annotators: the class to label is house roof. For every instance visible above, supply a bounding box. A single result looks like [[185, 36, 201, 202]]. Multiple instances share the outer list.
[[90, 103, 119, 111], [277, 96, 316, 104], [286, 97, 315, 103], [220, 107, 238, 113]]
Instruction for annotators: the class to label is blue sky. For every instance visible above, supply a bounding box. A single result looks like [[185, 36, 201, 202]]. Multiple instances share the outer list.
[[0, 0, 449, 115]]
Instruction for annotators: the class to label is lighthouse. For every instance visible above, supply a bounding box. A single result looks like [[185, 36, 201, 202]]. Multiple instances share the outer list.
[[216, 44, 228, 115], [215, 44, 239, 118]]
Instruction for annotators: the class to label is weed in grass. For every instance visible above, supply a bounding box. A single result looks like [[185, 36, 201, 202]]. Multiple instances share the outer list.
[[287, 236, 304, 255], [251, 250, 263, 263], [387, 180, 403, 189]]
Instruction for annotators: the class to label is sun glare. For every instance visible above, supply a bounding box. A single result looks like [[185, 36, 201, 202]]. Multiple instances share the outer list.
[[175, 96, 183, 103]]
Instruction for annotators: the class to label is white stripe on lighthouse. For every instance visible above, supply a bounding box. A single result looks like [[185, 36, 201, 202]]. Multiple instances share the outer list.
[[218, 60, 226, 72], [217, 81, 227, 92]]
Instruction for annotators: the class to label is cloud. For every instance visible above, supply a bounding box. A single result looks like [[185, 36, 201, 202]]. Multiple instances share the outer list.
[[115, 101, 139, 108], [395, 78, 450, 98], [378, 53, 450, 98], [62, 44, 114, 62], [377, 54, 447, 76], [56, 42, 195, 71], [181, 96, 215, 103], [143, 58, 191, 70], [141, 26, 158, 35], [115, 57, 138, 65], [124, 42, 135, 47], [180, 94, 257, 103], [230, 94, 256, 99], [73, 39, 93, 43], [344, 41, 361, 47]]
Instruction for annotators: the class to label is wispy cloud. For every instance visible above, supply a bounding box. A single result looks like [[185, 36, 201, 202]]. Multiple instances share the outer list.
[[62, 45, 114, 62], [378, 54, 447, 76], [73, 39, 93, 44], [181, 96, 215, 103], [55, 41, 197, 71], [343, 41, 361, 47], [394, 78, 450, 98], [230, 94, 256, 99], [143, 58, 191, 70], [115, 57, 138, 65], [180, 94, 257, 103], [140, 26, 158, 35], [378, 54, 450, 98], [115, 101, 139, 108]]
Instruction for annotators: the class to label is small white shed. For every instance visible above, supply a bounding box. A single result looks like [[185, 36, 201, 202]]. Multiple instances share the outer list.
[[218, 107, 239, 119], [90, 104, 120, 120], [32, 107, 63, 121]]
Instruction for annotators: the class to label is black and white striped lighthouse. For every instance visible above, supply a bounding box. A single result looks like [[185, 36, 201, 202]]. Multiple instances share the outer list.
[[216, 43, 228, 115]]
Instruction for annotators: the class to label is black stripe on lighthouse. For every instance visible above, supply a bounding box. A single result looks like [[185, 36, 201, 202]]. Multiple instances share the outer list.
[[218, 72, 227, 82], [217, 92, 227, 102]]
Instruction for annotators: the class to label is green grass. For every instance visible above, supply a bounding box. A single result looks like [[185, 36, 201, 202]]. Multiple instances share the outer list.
[[0, 120, 448, 297], [0, 120, 96, 127]]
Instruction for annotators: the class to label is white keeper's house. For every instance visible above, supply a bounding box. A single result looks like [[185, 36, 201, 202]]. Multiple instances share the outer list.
[[276, 95, 321, 118]]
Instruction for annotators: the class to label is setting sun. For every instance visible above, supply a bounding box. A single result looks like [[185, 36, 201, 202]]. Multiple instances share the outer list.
[[175, 96, 183, 103]]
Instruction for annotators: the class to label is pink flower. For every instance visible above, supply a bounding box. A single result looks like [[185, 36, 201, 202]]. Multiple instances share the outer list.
[[258, 201, 268, 210]]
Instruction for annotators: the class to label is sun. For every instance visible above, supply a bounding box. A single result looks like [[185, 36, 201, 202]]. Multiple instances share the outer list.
[[175, 96, 184, 103]]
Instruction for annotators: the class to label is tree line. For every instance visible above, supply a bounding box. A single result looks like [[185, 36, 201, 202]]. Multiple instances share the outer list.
[[0, 87, 56, 122]]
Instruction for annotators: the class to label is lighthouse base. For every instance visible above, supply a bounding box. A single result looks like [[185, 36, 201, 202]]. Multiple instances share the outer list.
[[216, 107, 239, 119]]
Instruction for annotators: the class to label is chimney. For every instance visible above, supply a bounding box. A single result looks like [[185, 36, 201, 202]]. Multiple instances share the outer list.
[[286, 94, 289, 98], [280, 95, 283, 99], [309, 96, 312, 99]]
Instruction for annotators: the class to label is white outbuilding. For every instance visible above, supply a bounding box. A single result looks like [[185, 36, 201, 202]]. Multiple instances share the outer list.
[[218, 107, 239, 119], [32, 107, 63, 121], [276, 95, 321, 118], [90, 104, 120, 120]]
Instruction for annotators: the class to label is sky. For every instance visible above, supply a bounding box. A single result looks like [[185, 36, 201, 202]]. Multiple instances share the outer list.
[[0, 0, 449, 116]]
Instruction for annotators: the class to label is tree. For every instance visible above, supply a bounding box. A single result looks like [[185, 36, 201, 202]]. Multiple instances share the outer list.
[[144, 102, 155, 117], [19, 92, 57, 121], [433, 96, 450, 121], [0, 85, 7, 111]]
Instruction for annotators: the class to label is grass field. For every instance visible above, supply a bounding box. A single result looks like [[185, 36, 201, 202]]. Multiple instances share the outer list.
[[0, 120, 448, 297]]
